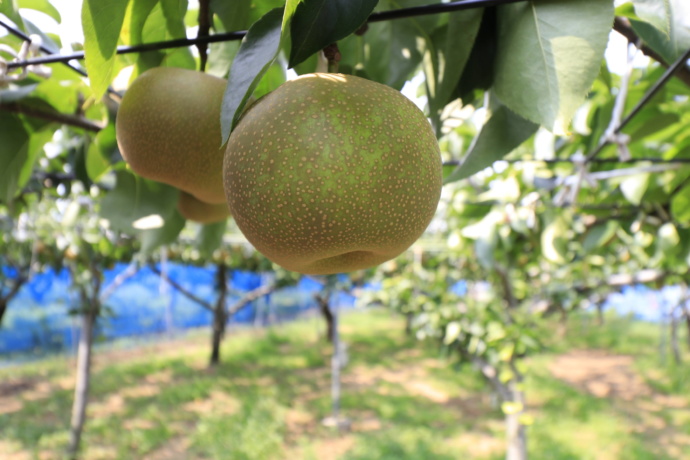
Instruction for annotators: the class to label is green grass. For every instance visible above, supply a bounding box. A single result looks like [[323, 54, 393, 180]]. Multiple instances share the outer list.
[[0, 309, 688, 459]]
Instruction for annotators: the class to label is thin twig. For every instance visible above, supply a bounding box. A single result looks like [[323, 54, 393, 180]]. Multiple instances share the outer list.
[[228, 284, 276, 316], [4, 0, 529, 70], [100, 261, 139, 302], [149, 264, 213, 311], [0, 18, 121, 98], [613, 16, 690, 88], [0, 103, 105, 132], [197, 0, 212, 72]]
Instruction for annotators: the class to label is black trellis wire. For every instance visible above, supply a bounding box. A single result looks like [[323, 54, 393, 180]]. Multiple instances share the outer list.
[[585, 47, 690, 162], [2, 0, 529, 70], [443, 157, 690, 166], [1, 0, 689, 168], [0, 18, 121, 97]]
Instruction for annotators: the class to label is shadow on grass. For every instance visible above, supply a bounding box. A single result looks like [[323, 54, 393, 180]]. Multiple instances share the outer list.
[[342, 428, 459, 460]]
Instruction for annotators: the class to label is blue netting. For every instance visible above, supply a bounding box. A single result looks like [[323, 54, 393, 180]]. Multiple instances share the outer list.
[[0, 263, 357, 356]]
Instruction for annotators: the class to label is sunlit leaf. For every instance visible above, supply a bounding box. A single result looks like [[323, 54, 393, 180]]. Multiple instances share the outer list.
[[81, 0, 129, 98], [631, 0, 690, 64], [100, 170, 179, 234], [429, 8, 483, 115], [140, 209, 186, 256], [541, 214, 569, 264], [197, 220, 227, 259], [632, 0, 671, 35], [18, 0, 61, 23], [493, 0, 613, 133], [289, 0, 378, 68], [444, 100, 538, 183], [0, 83, 38, 103], [583, 221, 618, 252], [0, 112, 30, 203], [221, 7, 290, 142], [620, 173, 650, 205]]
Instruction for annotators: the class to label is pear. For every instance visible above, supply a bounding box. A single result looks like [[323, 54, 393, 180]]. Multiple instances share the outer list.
[[177, 191, 230, 224], [116, 67, 226, 204], [223, 73, 442, 275]]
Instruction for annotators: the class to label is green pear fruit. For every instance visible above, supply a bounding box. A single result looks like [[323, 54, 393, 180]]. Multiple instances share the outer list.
[[116, 67, 226, 204], [223, 73, 442, 275], [177, 191, 230, 224]]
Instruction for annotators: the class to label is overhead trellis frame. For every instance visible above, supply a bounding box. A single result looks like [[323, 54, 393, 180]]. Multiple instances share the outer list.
[[0, 18, 121, 96], [3, 0, 529, 69], [1, 0, 690, 172]]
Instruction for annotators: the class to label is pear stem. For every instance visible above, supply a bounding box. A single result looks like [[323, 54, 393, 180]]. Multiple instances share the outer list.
[[324, 43, 341, 73]]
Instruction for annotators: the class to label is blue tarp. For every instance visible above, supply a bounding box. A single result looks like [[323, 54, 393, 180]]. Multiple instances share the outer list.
[[0, 263, 356, 355]]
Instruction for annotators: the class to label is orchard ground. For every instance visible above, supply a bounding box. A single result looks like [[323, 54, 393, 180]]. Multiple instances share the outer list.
[[1, 309, 689, 460]]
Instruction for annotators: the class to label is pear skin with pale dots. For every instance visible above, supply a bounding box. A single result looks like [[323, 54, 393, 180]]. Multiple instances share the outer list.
[[223, 73, 442, 275], [177, 191, 230, 224], [116, 67, 227, 204]]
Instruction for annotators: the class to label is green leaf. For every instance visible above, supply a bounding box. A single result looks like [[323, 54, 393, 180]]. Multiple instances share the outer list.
[[210, 0, 251, 31], [197, 220, 227, 259], [444, 321, 462, 345], [620, 173, 650, 205], [32, 78, 78, 113], [657, 222, 680, 252], [140, 209, 186, 256], [541, 214, 569, 264], [493, 0, 613, 133], [17, 129, 51, 191], [86, 125, 116, 182], [350, 0, 440, 90], [81, 0, 129, 99], [0, 112, 30, 203], [18, 0, 61, 23], [671, 184, 690, 224], [160, 0, 188, 37], [0, 0, 25, 29], [206, 0, 251, 77], [0, 83, 38, 103], [128, 1, 195, 74], [444, 100, 538, 183], [632, 0, 671, 35], [429, 9, 483, 114], [583, 221, 618, 252], [126, 0, 159, 45], [23, 17, 60, 52], [289, 0, 378, 68], [100, 170, 179, 234], [254, 60, 287, 99], [452, 7, 498, 103], [631, 0, 690, 64], [220, 7, 287, 142]]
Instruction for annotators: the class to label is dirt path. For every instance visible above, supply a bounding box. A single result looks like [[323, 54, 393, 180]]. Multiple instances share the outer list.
[[549, 349, 690, 459]]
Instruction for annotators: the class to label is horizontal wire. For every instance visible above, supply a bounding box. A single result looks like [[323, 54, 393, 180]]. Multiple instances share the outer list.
[[3, 0, 527, 69], [367, 0, 526, 22], [0, 18, 121, 97], [585, 46, 690, 162], [443, 157, 690, 166]]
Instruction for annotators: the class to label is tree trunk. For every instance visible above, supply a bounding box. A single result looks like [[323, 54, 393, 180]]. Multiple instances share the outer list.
[[316, 294, 334, 342], [505, 382, 527, 460], [684, 306, 690, 351], [505, 379, 527, 460], [0, 299, 8, 326], [404, 311, 414, 336], [596, 302, 605, 326], [556, 305, 568, 338], [331, 302, 341, 423], [671, 307, 682, 364], [209, 263, 227, 366], [0, 275, 27, 326], [68, 302, 97, 459]]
